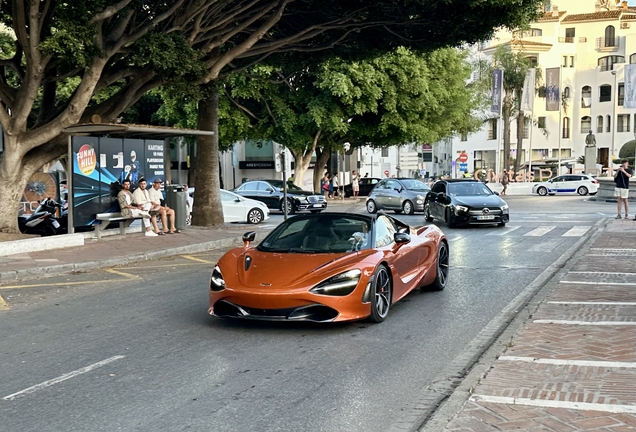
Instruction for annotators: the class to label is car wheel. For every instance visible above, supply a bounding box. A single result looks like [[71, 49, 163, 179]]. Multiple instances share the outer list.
[[446, 208, 456, 228], [368, 265, 392, 323], [425, 203, 434, 222], [577, 186, 588, 196], [281, 198, 295, 215], [366, 200, 377, 214], [537, 186, 548, 196], [425, 241, 449, 291], [402, 200, 415, 215], [246, 208, 264, 224]]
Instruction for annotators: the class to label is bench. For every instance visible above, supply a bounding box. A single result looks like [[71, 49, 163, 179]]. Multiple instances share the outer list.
[[95, 212, 146, 239]]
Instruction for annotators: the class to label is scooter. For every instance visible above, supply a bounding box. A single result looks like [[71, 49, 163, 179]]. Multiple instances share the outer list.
[[18, 197, 67, 236]]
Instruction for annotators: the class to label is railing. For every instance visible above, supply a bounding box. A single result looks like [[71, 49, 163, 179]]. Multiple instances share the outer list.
[[558, 37, 575, 43], [596, 37, 620, 49]]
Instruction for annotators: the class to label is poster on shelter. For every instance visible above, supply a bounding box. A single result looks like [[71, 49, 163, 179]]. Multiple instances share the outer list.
[[72, 136, 102, 226], [144, 140, 165, 183]]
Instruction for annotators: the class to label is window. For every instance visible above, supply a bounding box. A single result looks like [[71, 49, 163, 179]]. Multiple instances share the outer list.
[[523, 118, 530, 139], [570, 56, 575, 67], [581, 116, 592, 133], [618, 83, 625, 106], [597, 115, 604, 133], [487, 119, 497, 140], [532, 148, 549, 160], [631, 53, 636, 64], [563, 86, 571, 99], [562, 56, 568, 67], [552, 149, 571, 158], [598, 55, 625, 71], [514, 28, 542, 37], [565, 28, 575, 41], [599, 84, 612, 102], [582, 86, 592, 107], [607, 114, 611, 133], [618, 114, 631, 133], [605, 26, 616, 46], [526, 56, 538, 67], [381, 147, 389, 157], [461, 133, 467, 141], [562, 117, 570, 138], [538, 116, 546, 128]]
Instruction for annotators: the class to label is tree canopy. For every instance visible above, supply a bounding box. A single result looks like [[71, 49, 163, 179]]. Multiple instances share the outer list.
[[0, 0, 544, 232]]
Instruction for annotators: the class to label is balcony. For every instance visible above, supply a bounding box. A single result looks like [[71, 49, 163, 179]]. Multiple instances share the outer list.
[[558, 37, 575, 43], [596, 37, 620, 52]]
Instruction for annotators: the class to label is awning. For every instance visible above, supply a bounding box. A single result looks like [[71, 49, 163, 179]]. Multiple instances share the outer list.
[[64, 123, 215, 139]]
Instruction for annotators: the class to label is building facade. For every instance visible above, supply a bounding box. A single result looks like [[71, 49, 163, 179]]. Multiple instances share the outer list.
[[448, 0, 636, 179]]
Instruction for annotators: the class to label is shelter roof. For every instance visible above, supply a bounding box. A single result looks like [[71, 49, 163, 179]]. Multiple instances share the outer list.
[[64, 123, 215, 140]]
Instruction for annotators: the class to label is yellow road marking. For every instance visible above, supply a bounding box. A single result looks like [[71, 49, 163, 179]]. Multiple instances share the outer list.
[[105, 268, 138, 279], [122, 263, 202, 270], [0, 279, 118, 290], [0, 295, 9, 310], [181, 255, 213, 264]]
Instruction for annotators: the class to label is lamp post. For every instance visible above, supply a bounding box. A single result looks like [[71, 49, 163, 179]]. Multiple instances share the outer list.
[[342, 142, 350, 200], [611, 70, 617, 172]]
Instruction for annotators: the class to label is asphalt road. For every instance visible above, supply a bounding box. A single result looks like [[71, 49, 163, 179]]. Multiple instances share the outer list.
[[0, 195, 615, 432]]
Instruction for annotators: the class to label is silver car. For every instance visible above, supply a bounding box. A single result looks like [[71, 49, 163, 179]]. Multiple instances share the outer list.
[[365, 178, 431, 215]]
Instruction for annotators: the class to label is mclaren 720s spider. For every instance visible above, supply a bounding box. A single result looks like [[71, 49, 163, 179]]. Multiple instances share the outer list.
[[208, 212, 449, 323]]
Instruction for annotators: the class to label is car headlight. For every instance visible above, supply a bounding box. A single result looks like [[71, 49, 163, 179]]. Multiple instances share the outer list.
[[501, 204, 509, 213], [210, 265, 226, 291], [454, 205, 468, 215], [310, 269, 361, 296]]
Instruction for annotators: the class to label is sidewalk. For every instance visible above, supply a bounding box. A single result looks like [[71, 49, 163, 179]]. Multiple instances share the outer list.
[[424, 218, 636, 431]]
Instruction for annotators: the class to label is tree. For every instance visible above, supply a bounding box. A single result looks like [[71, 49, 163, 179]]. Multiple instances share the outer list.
[[0, 0, 543, 232]]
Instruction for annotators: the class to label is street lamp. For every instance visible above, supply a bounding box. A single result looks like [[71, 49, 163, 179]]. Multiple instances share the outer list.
[[611, 70, 617, 171]]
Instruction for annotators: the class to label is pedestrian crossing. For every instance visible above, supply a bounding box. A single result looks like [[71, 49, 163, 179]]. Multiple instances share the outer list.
[[447, 224, 594, 241]]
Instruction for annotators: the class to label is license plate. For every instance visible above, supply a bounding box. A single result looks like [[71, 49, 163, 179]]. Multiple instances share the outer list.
[[313, 204, 323, 208], [476, 215, 495, 220], [52, 220, 61, 228]]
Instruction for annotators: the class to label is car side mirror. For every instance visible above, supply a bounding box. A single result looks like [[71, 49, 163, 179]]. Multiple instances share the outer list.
[[266, 188, 274, 193], [242, 231, 256, 247], [394, 187, 402, 193], [394, 232, 410, 243], [493, 191, 500, 196]]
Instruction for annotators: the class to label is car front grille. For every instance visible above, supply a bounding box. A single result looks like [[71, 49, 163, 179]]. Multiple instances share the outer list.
[[468, 207, 502, 215], [308, 195, 326, 203]]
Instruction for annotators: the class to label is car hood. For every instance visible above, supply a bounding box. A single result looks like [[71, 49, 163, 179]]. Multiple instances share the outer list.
[[234, 249, 375, 289], [453, 195, 506, 207], [282, 189, 318, 198]]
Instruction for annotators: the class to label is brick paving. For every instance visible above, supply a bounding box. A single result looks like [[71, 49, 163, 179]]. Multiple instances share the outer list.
[[436, 220, 636, 431]]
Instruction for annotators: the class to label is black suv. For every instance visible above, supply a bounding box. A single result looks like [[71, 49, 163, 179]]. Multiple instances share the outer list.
[[233, 180, 327, 215]]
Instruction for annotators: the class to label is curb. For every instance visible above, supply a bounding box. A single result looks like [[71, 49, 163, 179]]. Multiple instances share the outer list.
[[0, 236, 243, 284], [0, 233, 85, 258]]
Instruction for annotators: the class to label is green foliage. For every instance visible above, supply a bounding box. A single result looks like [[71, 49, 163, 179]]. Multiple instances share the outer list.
[[128, 33, 204, 79]]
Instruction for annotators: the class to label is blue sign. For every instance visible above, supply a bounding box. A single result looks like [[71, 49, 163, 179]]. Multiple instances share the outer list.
[[459, 163, 468, 172]]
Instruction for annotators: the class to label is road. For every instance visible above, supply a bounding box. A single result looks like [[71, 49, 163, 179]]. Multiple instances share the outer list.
[[0, 195, 616, 432]]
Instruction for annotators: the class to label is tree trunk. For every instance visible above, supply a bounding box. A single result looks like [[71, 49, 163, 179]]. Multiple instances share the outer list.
[[514, 111, 525, 176], [313, 147, 330, 193], [193, 84, 224, 227]]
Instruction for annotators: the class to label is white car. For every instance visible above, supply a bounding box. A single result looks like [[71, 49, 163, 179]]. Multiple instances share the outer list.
[[188, 188, 270, 224], [532, 174, 599, 196]]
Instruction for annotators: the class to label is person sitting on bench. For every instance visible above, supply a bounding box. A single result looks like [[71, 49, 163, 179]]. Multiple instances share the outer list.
[[117, 178, 156, 236], [148, 178, 180, 233]]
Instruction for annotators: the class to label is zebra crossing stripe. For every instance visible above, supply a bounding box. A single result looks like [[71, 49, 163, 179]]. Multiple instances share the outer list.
[[523, 226, 556, 236], [562, 226, 591, 237], [486, 225, 521, 236]]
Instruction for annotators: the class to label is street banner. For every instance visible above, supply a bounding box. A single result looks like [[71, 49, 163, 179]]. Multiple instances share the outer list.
[[491, 69, 503, 114], [625, 63, 636, 109], [545, 67, 560, 111], [520, 68, 536, 112]]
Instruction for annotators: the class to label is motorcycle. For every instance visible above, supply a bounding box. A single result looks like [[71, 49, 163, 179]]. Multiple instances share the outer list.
[[18, 197, 67, 236]]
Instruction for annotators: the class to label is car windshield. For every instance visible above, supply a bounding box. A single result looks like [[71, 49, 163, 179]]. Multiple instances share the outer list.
[[258, 214, 372, 253], [448, 182, 493, 196], [265, 180, 305, 192], [400, 179, 430, 192]]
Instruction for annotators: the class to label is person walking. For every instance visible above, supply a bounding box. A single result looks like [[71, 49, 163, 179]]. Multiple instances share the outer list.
[[351, 170, 360, 199], [614, 159, 632, 219], [500, 170, 509, 196]]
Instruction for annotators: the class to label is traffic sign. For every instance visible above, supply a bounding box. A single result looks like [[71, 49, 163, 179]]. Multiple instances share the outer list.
[[384, 169, 390, 177], [459, 163, 468, 172], [458, 153, 468, 163]]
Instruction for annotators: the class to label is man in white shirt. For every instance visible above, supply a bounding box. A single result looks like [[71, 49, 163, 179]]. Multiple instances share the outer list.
[[148, 179, 179, 233], [132, 178, 162, 235]]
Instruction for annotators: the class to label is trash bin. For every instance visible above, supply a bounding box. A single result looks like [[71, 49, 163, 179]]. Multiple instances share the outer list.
[[165, 184, 187, 230]]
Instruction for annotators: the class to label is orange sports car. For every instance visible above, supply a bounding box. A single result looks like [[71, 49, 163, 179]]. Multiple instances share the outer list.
[[208, 212, 449, 323]]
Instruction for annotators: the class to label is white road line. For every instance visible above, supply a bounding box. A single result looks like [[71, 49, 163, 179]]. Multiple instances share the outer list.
[[568, 271, 636, 276], [590, 248, 636, 252], [499, 356, 636, 368], [533, 320, 636, 325], [559, 281, 636, 286], [562, 226, 591, 237], [548, 301, 636, 306], [523, 226, 556, 236], [469, 394, 636, 414], [2, 355, 125, 401], [486, 226, 521, 236]]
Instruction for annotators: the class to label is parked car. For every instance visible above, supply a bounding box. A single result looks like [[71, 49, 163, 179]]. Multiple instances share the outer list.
[[365, 178, 431, 215], [187, 188, 270, 224], [424, 179, 509, 227], [343, 177, 381, 197], [532, 174, 599, 196], [208, 212, 449, 323], [233, 179, 327, 215]]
